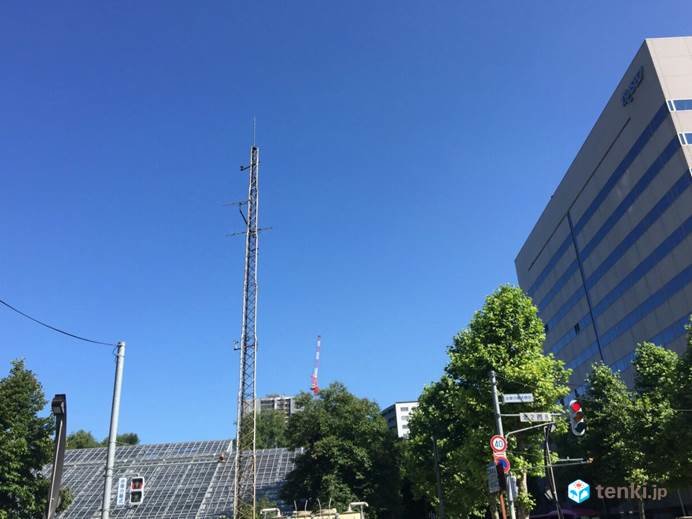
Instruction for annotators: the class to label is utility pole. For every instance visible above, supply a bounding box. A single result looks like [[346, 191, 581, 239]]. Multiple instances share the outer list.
[[102, 341, 126, 519], [490, 371, 516, 519], [233, 145, 260, 519], [544, 424, 563, 519], [46, 394, 67, 519]]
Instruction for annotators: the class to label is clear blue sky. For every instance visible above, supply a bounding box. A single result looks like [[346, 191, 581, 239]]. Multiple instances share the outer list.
[[1, 2, 690, 443]]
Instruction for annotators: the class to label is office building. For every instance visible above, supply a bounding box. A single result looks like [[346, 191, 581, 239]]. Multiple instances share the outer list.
[[515, 37, 692, 389], [381, 401, 419, 438]]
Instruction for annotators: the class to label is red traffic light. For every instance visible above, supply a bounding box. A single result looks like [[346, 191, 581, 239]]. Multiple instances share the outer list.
[[568, 399, 586, 437]]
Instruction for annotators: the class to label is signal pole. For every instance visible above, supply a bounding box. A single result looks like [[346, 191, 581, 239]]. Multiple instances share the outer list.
[[233, 145, 260, 519], [490, 371, 516, 519], [102, 341, 126, 519]]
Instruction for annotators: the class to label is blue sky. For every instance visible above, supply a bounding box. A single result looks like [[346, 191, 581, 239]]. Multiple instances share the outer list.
[[1, 2, 691, 443]]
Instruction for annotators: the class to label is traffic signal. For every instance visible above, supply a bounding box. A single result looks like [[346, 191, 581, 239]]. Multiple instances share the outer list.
[[496, 463, 507, 491], [130, 476, 144, 505], [568, 399, 586, 436]]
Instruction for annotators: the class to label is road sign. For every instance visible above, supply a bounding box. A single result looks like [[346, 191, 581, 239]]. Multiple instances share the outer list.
[[490, 435, 507, 453], [487, 463, 500, 493], [502, 393, 534, 404], [507, 475, 518, 500], [116, 477, 127, 507], [495, 455, 511, 474], [519, 412, 553, 422]]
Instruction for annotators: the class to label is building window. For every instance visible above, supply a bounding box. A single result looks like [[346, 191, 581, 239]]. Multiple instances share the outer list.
[[544, 323, 550, 334], [574, 322, 581, 335], [679, 133, 692, 145], [669, 99, 692, 111], [400, 407, 408, 412]]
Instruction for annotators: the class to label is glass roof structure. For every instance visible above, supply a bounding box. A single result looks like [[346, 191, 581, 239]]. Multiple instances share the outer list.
[[54, 441, 298, 518]]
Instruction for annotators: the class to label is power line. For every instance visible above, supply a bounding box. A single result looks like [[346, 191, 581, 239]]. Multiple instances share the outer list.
[[0, 297, 116, 347]]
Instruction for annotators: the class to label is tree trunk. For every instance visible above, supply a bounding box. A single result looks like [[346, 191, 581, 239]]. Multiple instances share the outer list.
[[515, 472, 530, 519], [638, 498, 645, 519]]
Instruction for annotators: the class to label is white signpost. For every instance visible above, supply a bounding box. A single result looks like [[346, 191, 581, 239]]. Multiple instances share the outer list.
[[502, 393, 534, 404], [519, 412, 553, 422], [116, 477, 127, 507]]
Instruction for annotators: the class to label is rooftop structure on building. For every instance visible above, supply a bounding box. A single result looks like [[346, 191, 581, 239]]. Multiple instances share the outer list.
[[515, 36, 692, 391], [381, 401, 419, 438], [53, 440, 298, 518]]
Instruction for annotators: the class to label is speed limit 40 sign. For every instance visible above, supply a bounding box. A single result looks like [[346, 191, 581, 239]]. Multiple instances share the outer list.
[[490, 435, 507, 453]]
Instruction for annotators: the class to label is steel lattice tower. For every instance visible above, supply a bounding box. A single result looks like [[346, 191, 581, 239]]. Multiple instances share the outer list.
[[233, 145, 259, 519]]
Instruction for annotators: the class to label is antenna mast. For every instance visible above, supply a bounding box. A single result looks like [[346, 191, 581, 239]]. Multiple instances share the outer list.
[[233, 145, 259, 519], [311, 335, 321, 396]]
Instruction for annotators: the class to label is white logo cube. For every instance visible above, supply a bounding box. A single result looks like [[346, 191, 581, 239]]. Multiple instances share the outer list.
[[567, 479, 590, 503]]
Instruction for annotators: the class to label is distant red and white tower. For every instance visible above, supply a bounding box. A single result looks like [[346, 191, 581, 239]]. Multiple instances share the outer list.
[[311, 335, 321, 396]]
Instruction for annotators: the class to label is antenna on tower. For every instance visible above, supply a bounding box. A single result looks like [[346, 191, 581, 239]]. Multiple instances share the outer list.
[[311, 336, 321, 396]]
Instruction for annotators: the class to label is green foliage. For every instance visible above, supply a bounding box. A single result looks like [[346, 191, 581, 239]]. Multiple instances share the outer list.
[[256, 410, 288, 449], [578, 362, 639, 485], [67, 430, 139, 449], [280, 383, 401, 518], [406, 285, 571, 518], [668, 319, 692, 486], [576, 331, 692, 492], [57, 486, 74, 513], [0, 360, 54, 518], [67, 430, 100, 449], [112, 432, 139, 446]]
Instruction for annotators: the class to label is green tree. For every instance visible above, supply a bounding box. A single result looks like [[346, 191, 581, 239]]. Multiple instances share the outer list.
[[406, 285, 571, 519], [68, 430, 140, 449], [280, 383, 402, 518], [256, 410, 287, 449], [0, 360, 56, 518], [573, 338, 688, 519], [668, 319, 692, 487], [578, 363, 638, 485], [67, 430, 100, 449], [107, 432, 140, 446]]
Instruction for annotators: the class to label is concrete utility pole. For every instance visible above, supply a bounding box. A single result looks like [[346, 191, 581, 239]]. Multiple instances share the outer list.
[[102, 341, 126, 519], [490, 371, 516, 519]]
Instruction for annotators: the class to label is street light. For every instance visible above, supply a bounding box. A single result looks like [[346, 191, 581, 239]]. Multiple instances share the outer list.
[[46, 394, 67, 519], [51, 395, 66, 416]]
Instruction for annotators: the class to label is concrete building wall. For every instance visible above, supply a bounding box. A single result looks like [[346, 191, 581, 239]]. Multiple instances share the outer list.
[[381, 401, 419, 438], [515, 37, 692, 389]]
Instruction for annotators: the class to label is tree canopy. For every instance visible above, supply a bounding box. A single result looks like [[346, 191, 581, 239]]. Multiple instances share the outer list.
[[573, 331, 692, 496], [0, 360, 65, 518], [280, 383, 401, 518], [66, 430, 140, 449], [405, 285, 571, 519], [256, 409, 288, 449]]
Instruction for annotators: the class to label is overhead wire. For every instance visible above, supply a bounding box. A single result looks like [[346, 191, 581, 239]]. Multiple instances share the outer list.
[[0, 297, 116, 347]]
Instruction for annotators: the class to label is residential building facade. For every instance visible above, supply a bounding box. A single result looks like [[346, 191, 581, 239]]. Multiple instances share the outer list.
[[381, 401, 419, 438], [258, 394, 299, 418]]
